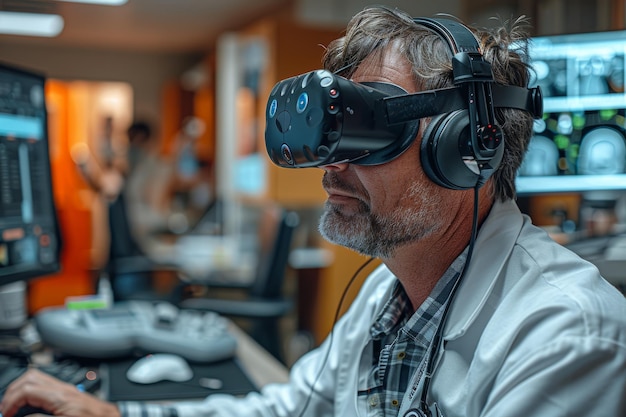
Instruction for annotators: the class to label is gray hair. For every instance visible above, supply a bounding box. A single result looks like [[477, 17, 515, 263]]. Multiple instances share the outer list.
[[322, 6, 535, 201]]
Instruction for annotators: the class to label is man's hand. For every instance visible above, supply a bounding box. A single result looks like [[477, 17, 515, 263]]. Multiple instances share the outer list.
[[0, 369, 120, 417]]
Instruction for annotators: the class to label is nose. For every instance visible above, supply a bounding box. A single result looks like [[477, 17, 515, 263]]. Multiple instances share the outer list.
[[320, 162, 349, 172]]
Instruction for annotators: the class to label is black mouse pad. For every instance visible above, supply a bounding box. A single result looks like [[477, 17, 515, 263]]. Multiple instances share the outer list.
[[104, 357, 258, 402]]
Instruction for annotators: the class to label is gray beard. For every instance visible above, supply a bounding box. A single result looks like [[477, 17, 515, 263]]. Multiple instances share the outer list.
[[318, 182, 443, 258]]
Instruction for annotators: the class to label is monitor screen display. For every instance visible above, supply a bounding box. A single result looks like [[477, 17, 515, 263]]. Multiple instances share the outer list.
[[0, 62, 61, 287], [516, 30, 626, 195]]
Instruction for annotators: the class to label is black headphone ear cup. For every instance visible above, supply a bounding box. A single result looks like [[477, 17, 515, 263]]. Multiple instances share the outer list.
[[420, 110, 483, 190], [421, 113, 452, 188]]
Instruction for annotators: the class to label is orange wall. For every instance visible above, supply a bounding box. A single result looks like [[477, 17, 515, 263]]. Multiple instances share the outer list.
[[160, 59, 216, 165], [28, 81, 95, 313]]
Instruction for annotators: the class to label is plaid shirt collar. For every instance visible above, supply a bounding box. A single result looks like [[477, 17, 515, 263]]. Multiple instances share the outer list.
[[363, 249, 468, 416], [371, 249, 468, 342]]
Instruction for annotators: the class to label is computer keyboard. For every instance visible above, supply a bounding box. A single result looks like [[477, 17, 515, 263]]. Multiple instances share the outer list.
[[0, 355, 101, 408], [0, 357, 24, 396]]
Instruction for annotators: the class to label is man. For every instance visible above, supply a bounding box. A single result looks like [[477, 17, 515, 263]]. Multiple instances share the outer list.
[[123, 120, 173, 251], [2, 6, 625, 417]]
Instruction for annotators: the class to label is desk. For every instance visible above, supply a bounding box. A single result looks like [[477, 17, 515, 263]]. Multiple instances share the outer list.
[[17, 317, 289, 404], [227, 322, 289, 387], [101, 319, 289, 402]]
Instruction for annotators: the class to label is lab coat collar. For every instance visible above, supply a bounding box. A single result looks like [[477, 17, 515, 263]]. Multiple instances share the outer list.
[[442, 199, 524, 340]]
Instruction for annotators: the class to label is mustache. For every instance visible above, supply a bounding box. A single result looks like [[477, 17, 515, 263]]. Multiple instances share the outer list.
[[322, 172, 364, 198]]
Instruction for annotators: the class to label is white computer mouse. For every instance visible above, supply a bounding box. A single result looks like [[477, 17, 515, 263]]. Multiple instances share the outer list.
[[126, 353, 193, 384]]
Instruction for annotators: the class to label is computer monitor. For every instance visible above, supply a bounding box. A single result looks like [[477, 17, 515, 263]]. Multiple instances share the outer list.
[[516, 29, 626, 195], [0, 62, 61, 287]]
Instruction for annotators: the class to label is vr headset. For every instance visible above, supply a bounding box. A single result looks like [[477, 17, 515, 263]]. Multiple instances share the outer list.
[[264, 17, 543, 190]]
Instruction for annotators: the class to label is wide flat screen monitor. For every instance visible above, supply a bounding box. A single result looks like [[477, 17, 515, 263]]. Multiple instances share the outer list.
[[517, 30, 626, 195], [0, 62, 61, 287]]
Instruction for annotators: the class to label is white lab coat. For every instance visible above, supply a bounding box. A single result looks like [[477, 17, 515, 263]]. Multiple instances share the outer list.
[[177, 199, 626, 417]]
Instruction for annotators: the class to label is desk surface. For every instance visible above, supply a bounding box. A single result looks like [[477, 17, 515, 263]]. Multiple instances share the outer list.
[[227, 322, 289, 387], [24, 317, 290, 403], [103, 320, 290, 402]]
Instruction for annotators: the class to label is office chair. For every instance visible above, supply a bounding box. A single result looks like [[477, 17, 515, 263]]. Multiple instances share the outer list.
[[104, 192, 180, 302], [179, 208, 300, 362]]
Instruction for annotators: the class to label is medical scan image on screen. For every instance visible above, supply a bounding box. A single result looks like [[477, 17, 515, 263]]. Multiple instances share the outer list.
[[517, 30, 626, 194]]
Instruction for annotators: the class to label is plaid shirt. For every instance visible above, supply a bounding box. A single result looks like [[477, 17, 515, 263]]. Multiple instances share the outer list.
[[117, 251, 466, 417], [359, 250, 467, 416]]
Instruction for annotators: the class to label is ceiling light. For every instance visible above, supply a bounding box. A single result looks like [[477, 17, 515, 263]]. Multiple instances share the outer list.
[[0, 11, 64, 37], [56, 0, 129, 5]]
